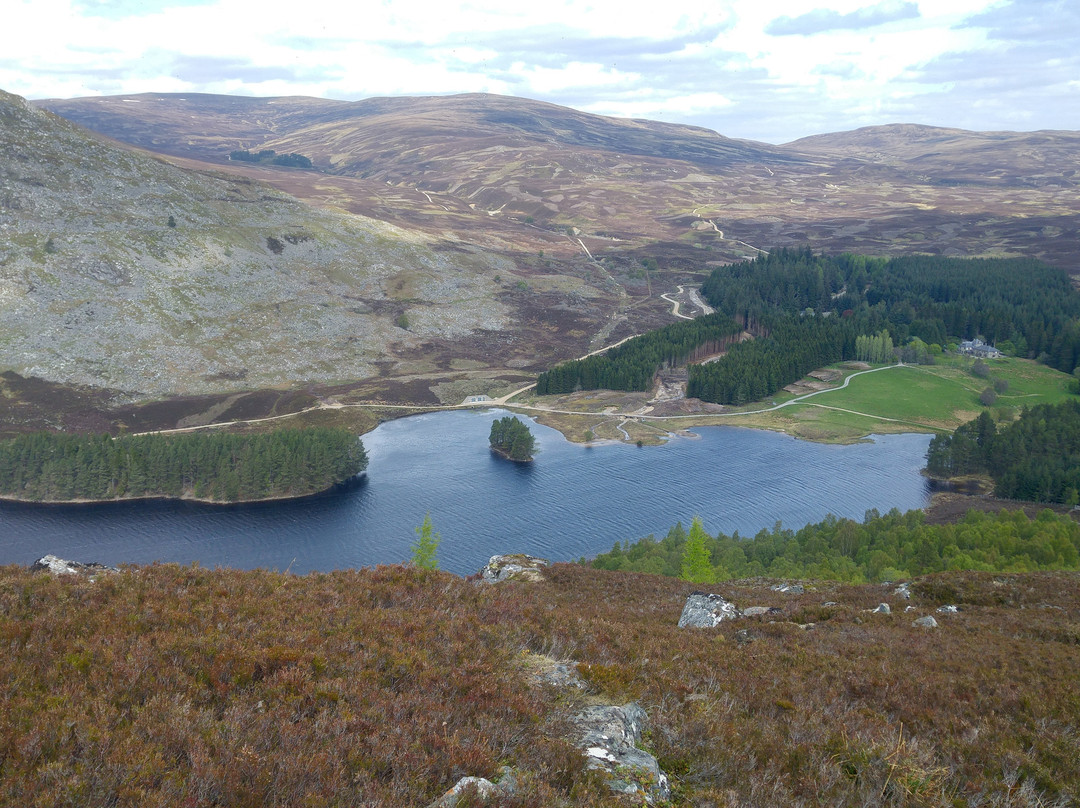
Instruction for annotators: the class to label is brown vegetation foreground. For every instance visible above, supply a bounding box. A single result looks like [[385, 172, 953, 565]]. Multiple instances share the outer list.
[[1, 562, 1078, 806]]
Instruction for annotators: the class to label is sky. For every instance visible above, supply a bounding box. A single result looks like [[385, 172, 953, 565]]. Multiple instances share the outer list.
[[2, 0, 1077, 143]]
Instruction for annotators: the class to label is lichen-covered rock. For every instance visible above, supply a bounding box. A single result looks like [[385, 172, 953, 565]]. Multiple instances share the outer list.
[[741, 605, 782, 617], [913, 615, 939, 628], [771, 583, 804, 595], [937, 604, 959, 613], [427, 776, 498, 807], [678, 592, 740, 627], [872, 602, 891, 615], [571, 704, 670, 804], [479, 554, 549, 583], [31, 555, 118, 577]]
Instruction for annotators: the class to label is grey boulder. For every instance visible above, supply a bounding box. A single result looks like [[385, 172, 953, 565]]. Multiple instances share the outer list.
[[479, 554, 550, 583], [678, 592, 740, 628]]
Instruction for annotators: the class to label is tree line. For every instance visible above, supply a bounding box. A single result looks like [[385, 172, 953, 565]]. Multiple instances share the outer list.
[[535, 313, 742, 394], [685, 249, 1080, 405], [686, 315, 857, 404], [701, 249, 1080, 372], [591, 506, 1080, 583], [538, 249, 1080, 405], [0, 428, 367, 503], [926, 400, 1080, 505]]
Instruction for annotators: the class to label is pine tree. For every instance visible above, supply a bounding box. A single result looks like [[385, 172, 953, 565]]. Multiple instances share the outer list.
[[680, 517, 716, 584], [411, 513, 440, 570]]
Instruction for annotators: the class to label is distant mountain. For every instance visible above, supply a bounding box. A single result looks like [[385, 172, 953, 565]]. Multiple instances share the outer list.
[[789, 123, 1080, 187], [38, 92, 801, 170], [38, 93, 1080, 271]]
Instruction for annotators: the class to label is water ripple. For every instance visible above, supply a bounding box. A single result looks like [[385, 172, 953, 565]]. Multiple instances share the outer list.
[[0, 410, 931, 575]]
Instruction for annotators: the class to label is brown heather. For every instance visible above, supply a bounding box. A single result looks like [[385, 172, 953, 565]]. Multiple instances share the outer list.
[[1, 562, 1078, 807]]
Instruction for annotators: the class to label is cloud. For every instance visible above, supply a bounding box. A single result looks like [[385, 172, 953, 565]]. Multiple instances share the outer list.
[[767, 1, 920, 36], [4, 0, 1080, 144], [959, 0, 1080, 42], [811, 61, 866, 79], [166, 55, 318, 85], [73, 0, 216, 18]]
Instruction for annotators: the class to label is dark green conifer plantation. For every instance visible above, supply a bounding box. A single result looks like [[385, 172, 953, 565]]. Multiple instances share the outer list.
[[926, 400, 1080, 504], [0, 427, 367, 503], [489, 416, 536, 461], [539, 249, 1080, 406]]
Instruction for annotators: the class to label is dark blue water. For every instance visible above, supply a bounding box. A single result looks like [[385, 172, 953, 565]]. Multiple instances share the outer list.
[[0, 410, 932, 575]]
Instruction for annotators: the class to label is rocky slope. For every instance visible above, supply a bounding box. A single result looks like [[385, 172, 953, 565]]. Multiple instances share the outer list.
[[0, 90, 533, 398]]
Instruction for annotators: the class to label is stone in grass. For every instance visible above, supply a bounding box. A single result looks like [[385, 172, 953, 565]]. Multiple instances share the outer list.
[[427, 767, 518, 807], [572, 704, 670, 805], [741, 606, 780, 617], [771, 583, 805, 594], [427, 777, 498, 807], [31, 554, 118, 577], [678, 592, 740, 628], [913, 615, 939, 628], [871, 603, 891, 615], [479, 554, 550, 583]]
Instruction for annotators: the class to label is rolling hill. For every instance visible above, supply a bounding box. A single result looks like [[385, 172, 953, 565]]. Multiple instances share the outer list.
[[38, 92, 1080, 270], [5, 89, 1080, 431], [2, 89, 630, 424]]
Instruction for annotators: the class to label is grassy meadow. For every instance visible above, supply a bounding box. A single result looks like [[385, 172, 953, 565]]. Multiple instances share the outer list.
[[708, 355, 1074, 443]]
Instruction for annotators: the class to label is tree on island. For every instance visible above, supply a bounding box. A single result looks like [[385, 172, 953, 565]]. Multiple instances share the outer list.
[[489, 416, 536, 461]]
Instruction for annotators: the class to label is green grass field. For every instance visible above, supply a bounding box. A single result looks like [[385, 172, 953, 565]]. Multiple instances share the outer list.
[[691, 355, 1074, 443]]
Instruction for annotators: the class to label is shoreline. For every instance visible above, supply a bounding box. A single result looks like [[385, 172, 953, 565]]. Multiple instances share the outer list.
[[0, 473, 366, 508], [489, 445, 534, 463]]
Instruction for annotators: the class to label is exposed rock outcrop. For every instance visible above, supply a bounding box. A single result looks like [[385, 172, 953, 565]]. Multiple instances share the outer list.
[[427, 767, 519, 807], [571, 704, 670, 804], [913, 615, 939, 628], [480, 554, 550, 583], [678, 591, 739, 627], [31, 555, 118, 577], [771, 583, 805, 595]]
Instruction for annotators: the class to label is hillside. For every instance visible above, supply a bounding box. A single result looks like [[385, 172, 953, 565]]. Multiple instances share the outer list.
[[8, 89, 1080, 433], [38, 92, 1080, 270], [0, 89, 634, 427], [790, 123, 1080, 188], [2, 559, 1077, 806]]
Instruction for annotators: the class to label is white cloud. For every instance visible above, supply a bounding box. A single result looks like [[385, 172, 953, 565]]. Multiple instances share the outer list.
[[3, 0, 1077, 142]]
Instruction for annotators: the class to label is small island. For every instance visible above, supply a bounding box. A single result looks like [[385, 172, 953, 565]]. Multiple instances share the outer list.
[[0, 427, 367, 504], [489, 415, 536, 462]]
